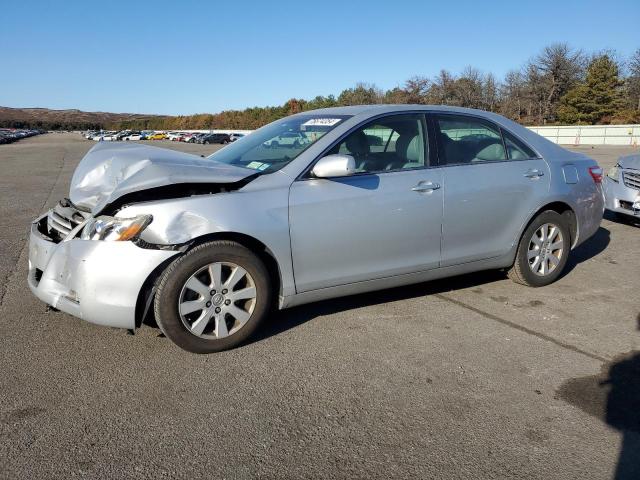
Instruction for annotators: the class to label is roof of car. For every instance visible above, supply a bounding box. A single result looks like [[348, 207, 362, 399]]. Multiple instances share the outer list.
[[297, 104, 509, 116]]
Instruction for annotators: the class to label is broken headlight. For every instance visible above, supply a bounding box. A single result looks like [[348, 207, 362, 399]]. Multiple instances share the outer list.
[[81, 215, 153, 241]]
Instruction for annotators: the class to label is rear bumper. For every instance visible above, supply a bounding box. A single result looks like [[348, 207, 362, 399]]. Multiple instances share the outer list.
[[603, 177, 640, 217], [28, 215, 179, 329]]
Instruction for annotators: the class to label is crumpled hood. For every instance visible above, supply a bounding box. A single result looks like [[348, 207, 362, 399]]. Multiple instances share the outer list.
[[69, 141, 254, 213], [618, 154, 640, 170]]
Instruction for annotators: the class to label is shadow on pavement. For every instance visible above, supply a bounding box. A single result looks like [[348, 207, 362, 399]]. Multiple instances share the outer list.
[[251, 269, 505, 344], [604, 210, 640, 228], [562, 226, 610, 276], [557, 350, 640, 480]]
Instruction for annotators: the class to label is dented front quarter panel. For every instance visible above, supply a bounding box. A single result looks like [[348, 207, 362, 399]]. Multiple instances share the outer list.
[[117, 172, 296, 298]]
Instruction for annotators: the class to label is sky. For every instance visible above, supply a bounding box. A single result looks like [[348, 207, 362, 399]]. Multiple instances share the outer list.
[[1, 0, 638, 115]]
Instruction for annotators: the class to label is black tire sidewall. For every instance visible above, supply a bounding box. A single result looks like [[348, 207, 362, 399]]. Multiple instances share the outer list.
[[515, 210, 571, 287], [155, 241, 272, 353]]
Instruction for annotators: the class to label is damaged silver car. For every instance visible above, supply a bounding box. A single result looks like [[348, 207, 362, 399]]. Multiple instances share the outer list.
[[28, 105, 604, 353]]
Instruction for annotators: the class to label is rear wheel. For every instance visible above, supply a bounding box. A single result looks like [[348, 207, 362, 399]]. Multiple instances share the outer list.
[[508, 210, 570, 287], [154, 241, 272, 353]]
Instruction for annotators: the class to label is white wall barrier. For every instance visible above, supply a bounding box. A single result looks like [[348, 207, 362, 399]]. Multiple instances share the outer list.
[[527, 124, 640, 146]]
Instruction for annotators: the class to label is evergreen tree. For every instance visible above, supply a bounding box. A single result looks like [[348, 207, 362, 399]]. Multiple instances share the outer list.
[[558, 55, 626, 124]]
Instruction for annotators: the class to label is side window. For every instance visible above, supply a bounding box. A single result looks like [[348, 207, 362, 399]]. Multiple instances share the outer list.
[[435, 115, 506, 165], [329, 114, 427, 173], [502, 129, 537, 160]]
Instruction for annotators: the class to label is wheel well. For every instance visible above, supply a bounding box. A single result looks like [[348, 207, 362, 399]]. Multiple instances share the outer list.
[[530, 202, 577, 245], [185, 232, 282, 300], [134, 232, 283, 329]]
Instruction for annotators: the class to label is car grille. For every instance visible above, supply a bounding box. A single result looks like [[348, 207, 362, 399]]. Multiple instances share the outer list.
[[46, 199, 91, 242], [622, 170, 640, 190]]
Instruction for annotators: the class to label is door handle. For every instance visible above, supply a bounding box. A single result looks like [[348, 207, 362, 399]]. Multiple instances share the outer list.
[[524, 169, 544, 178], [412, 181, 441, 193]]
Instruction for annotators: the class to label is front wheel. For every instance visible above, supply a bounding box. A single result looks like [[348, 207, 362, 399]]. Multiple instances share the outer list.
[[508, 210, 570, 287], [154, 241, 272, 353]]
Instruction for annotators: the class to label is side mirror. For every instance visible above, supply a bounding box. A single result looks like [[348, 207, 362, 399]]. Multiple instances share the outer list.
[[312, 154, 356, 178]]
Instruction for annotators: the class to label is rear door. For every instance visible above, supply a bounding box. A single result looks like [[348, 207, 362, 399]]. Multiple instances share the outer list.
[[289, 113, 444, 292], [431, 113, 550, 266]]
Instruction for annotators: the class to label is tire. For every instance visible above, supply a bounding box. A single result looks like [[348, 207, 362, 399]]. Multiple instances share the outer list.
[[154, 241, 272, 353], [507, 210, 570, 287]]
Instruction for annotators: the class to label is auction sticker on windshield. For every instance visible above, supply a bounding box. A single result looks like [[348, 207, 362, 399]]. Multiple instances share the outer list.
[[301, 118, 343, 127]]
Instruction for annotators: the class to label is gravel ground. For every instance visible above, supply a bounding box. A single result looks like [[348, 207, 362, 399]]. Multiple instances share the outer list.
[[0, 133, 639, 479]]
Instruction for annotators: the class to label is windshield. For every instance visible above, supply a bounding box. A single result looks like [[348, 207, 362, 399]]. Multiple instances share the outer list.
[[208, 114, 351, 173]]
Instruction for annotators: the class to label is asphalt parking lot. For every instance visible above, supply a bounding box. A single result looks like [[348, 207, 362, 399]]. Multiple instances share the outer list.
[[0, 133, 639, 479]]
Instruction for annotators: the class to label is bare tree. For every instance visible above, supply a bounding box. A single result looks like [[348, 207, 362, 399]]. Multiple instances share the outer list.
[[403, 76, 431, 104], [483, 72, 499, 112], [628, 48, 640, 110], [430, 70, 457, 105], [500, 70, 526, 121], [454, 67, 485, 108], [528, 43, 586, 123]]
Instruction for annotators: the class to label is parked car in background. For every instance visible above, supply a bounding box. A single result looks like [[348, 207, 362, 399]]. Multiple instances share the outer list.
[[186, 133, 206, 143], [199, 133, 231, 144], [0, 129, 42, 144], [100, 132, 119, 141], [146, 132, 166, 140], [123, 131, 143, 141], [112, 131, 128, 141], [27, 105, 604, 353], [229, 133, 245, 142], [92, 131, 117, 141], [264, 131, 309, 149], [604, 154, 640, 221], [166, 132, 183, 141]]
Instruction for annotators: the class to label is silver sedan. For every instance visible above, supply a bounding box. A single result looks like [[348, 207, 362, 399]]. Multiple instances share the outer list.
[[28, 105, 604, 353], [603, 154, 640, 221]]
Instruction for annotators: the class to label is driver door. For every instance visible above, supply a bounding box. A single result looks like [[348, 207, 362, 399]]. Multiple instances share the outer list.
[[288, 114, 443, 293]]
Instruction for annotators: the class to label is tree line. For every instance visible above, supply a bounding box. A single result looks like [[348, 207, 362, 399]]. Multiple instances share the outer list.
[[115, 44, 639, 131], [4, 44, 639, 131]]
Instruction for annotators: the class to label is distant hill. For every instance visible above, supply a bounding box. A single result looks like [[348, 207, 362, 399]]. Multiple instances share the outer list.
[[0, 106, 167, 130]]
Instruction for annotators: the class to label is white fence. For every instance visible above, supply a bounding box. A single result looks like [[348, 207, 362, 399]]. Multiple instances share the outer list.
[[527, 124, 640, 146]]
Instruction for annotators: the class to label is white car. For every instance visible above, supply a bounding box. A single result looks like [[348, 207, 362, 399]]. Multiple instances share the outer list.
[[97, 131, 118, 141], [123, 132, 144, 141], [229, 133, 246, 142], [165, 132, 183, 141], [90, 132, 112, 141], [264, 131, 309, 148]]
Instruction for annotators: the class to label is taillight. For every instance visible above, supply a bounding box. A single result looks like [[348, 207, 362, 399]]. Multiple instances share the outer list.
[[588, 166, 603, 183]]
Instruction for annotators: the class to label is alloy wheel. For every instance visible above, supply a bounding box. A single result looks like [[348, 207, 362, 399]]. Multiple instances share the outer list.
[[527, 223, 564, 276], [178, 262, 257, 338]]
